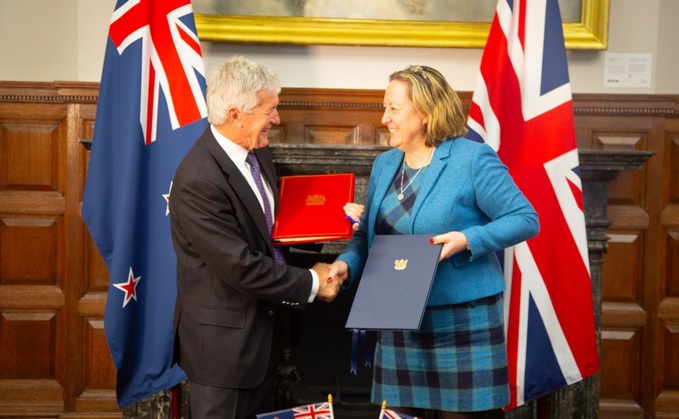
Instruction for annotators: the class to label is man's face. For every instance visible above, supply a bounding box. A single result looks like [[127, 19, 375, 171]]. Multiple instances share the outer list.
[[237, 91, 280, 150]]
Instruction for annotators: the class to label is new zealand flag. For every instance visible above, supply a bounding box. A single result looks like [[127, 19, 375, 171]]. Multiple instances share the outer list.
[[81, 0, 208, 408]]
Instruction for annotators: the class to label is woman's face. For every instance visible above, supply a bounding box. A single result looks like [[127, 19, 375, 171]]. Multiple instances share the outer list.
[[381, 79, 428, 152]]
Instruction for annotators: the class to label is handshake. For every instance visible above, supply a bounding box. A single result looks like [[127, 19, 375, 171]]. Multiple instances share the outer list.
[[311, 261, 349, 303], [308, 203, 362, 303]]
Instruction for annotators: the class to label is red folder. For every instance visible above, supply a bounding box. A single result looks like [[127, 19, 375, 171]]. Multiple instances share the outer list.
[[272, 173, 355, 245]]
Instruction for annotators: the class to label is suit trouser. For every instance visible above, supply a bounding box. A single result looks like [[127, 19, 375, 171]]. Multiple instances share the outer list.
[[187, 309, 297, 419]]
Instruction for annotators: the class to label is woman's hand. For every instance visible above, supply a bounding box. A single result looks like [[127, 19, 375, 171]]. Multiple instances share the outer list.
[[344, 202, 365, 231], [327, 260, 350, 286], [429, 231, 469, 261]]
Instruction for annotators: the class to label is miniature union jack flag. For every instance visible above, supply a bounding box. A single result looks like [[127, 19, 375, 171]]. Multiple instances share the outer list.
[[379, 408, 421, 419], [293, 402, 334, 419], [466, 0, 599, 409], [82, 0, 208, 408], [257, 401, 334, 419]]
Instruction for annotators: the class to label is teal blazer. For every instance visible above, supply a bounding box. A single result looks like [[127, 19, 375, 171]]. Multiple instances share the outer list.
[[338, 137, 539, 306]]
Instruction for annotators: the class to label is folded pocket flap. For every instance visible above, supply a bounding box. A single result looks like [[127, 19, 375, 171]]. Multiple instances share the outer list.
[[197, 306, 246, 328]]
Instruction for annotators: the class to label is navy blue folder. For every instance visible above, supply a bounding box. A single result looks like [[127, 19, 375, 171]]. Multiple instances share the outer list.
[[345, 234, 442, 331]]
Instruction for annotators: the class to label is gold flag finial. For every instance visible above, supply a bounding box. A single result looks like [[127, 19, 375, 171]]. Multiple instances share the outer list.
[[328, 393, 333, 403]]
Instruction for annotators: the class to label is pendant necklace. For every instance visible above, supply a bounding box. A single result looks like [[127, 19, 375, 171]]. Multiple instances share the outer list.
[[398, 147, 435, 201]]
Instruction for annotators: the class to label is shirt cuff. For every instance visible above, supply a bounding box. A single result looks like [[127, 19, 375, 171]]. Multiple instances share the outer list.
[[308, 269, 319, 302]]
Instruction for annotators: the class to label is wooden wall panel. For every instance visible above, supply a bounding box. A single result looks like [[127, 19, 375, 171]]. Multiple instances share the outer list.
[[0, 97, 69, 417], [577, 97, 679, 418], [603, 234, 643, 302], [0, 312, 57, 378], [1, 124, 58, 190], [276, 88, 387, 146], [596, 133, 647, 209], [76, 317, 118, 413], [600, 233, 646, 416], [0, 218, 59, 285], [596, 114, 648, 387], [656, 124, 679, 418], [600, 328, 643, 416], [0, 83, 119, 418], [668, 231, 679, 298], [666, 134, 679, 299]]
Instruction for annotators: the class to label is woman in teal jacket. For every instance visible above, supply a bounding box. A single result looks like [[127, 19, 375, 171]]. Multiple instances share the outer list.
[[329, 65, 539, 418]]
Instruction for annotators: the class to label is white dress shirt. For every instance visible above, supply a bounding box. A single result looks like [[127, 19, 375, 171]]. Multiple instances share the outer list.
[[210, 126, 319, 301]]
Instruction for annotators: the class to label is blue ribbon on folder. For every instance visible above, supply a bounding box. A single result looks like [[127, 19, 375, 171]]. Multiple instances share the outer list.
[[350, 329, 371, 375]]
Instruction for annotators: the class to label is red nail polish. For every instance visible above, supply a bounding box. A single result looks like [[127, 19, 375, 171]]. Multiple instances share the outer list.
[[327, 277, 333, 282], [429, 238, 435, 244]]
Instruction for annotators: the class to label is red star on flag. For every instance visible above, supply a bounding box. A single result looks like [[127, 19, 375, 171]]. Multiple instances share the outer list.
[[114, 267, 141, 308]]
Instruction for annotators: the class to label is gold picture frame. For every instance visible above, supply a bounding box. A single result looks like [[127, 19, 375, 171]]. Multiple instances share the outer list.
[[195, 0, 608, 50]]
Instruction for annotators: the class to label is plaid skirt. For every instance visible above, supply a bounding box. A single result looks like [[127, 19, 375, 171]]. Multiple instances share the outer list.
[[371, 293, 509, 412]]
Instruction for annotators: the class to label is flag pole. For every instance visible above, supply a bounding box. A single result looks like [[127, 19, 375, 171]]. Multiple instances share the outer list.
[[171, 385, 180, 419], [537, 396, 547, 419]]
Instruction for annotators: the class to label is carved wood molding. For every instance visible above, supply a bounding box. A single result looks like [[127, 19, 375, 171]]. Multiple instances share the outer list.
[[574, 105, 679, 117], [0, 81, 99, 104], [2, 82, 678, 118]]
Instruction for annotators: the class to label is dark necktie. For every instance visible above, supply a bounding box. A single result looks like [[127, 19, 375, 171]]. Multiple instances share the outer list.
[[246, 152, 286, 265]]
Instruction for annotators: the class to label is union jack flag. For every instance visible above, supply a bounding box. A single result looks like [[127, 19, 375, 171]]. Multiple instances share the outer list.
[[82, 0, 208, 408], [256, 402, 334, 419], [466, 0, 599, 409], [379, 408, 421, 419], [294, 402, 334, 419], [109, 0, 206, 144]]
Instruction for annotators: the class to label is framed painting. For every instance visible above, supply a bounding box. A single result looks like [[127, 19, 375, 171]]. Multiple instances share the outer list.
[[194, 0, 608, 50]]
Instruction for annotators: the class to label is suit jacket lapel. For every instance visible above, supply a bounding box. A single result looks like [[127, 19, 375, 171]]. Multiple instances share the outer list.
[[410, 143, 450, 222], [202, 132, 272, 243]]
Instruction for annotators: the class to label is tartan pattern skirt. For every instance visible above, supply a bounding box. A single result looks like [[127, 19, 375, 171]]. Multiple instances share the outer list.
[[371, 293, 509, 412]]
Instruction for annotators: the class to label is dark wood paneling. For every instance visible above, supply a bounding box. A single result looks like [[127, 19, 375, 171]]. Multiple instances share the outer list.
[[0, 95, 69, 417], [276, 88, 387, 146], [574, 96, 679, 418], [0, 82, 118, 418], [655, 121, 679, 419]]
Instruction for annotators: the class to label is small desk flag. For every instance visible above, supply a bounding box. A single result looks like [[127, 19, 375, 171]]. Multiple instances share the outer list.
[[256, 395, 334, 419]]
